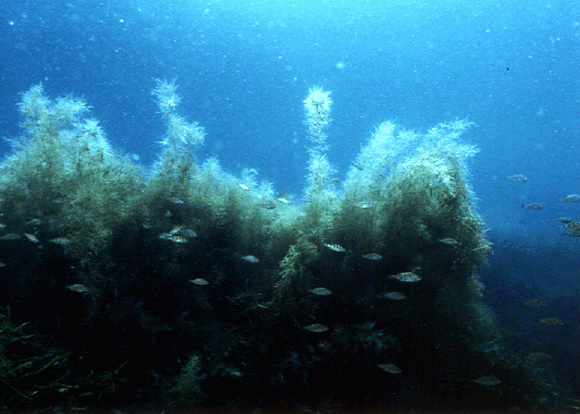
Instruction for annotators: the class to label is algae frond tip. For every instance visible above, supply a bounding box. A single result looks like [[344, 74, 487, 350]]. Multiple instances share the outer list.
[[17, 83, 50, 118], [303, 86, 332, 121], [303, 86, 332, 147], [153, 78, 182, 116]]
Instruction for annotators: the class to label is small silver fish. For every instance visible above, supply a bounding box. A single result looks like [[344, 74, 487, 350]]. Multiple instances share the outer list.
[[525, 352, 552, 362], [438, 238, 459, 246], [356, 202, 373, 209], [562, 221, 580, 230], [178, 228, 198, 238], [472, 375, 502, 386], [552, 217, 573, 224], [24, 233, 39, 243], [389, 272, 421, 282], [67, 284, 89, 294], [323, 243, 346, 252], [276, 197, 292, 204], [190, 278, 209, 286], [258, 202, 276, 209], [377, 291, 406, 300], [303, 323, 329, 333], [538, 317, 564, 326], [506, 175, 528, 182], [522, 203, 543, 210], [378, 363, 402, 374], [241, 255, 260, 263], [302, 242, 318, 250], [362, 253, 382, 261], [0, 233, 21, 241], [159, 233, 188, 243], [560, 194, 580, 202], [309, 287, 332, 296], [168, 197, 184, 204], [522, 299, 546, 308], [49, 237, 72, 245]]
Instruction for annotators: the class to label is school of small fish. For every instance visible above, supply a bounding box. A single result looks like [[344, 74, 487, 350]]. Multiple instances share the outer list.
[[509, 176, 580, 237], [508, 177, 575, 367]]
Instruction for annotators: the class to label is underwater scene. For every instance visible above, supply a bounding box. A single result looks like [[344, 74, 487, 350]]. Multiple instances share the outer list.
[[0, 0, 578, 412]]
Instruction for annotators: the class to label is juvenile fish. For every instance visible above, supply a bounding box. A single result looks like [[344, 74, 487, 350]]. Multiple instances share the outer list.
[[472, 375, 502, 386], [309, 287, 332, 296], [159, 233, 187, 243], [378, 363, 402, 374], [323, 243, 346, 252], [522, 299, 546, 308], [506, 175, 528, 182], [303, 323, 329, 333], [561, 221, 580, 230], [24, 233, 39, 243], [525, 353, 551, 362], [362, 253, 382, 261], [67, 284, 89, 294], [356, 202, 373, 209], [538, 317, 564, 326], [389, 272, 421, 282], [50, 237, 72, 245], [560, 194, 580, 202], [241, 255, 260, 263], [0, 233, 21, 240], [377, 291, 406, 300]]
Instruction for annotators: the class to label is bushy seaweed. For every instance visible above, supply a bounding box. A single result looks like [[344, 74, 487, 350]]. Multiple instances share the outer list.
[[0, 83, 572, 411], [0, 84, 145, 259]]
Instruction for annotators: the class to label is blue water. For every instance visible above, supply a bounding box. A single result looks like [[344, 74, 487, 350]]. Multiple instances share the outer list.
[[1, 0, 578, 397]]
